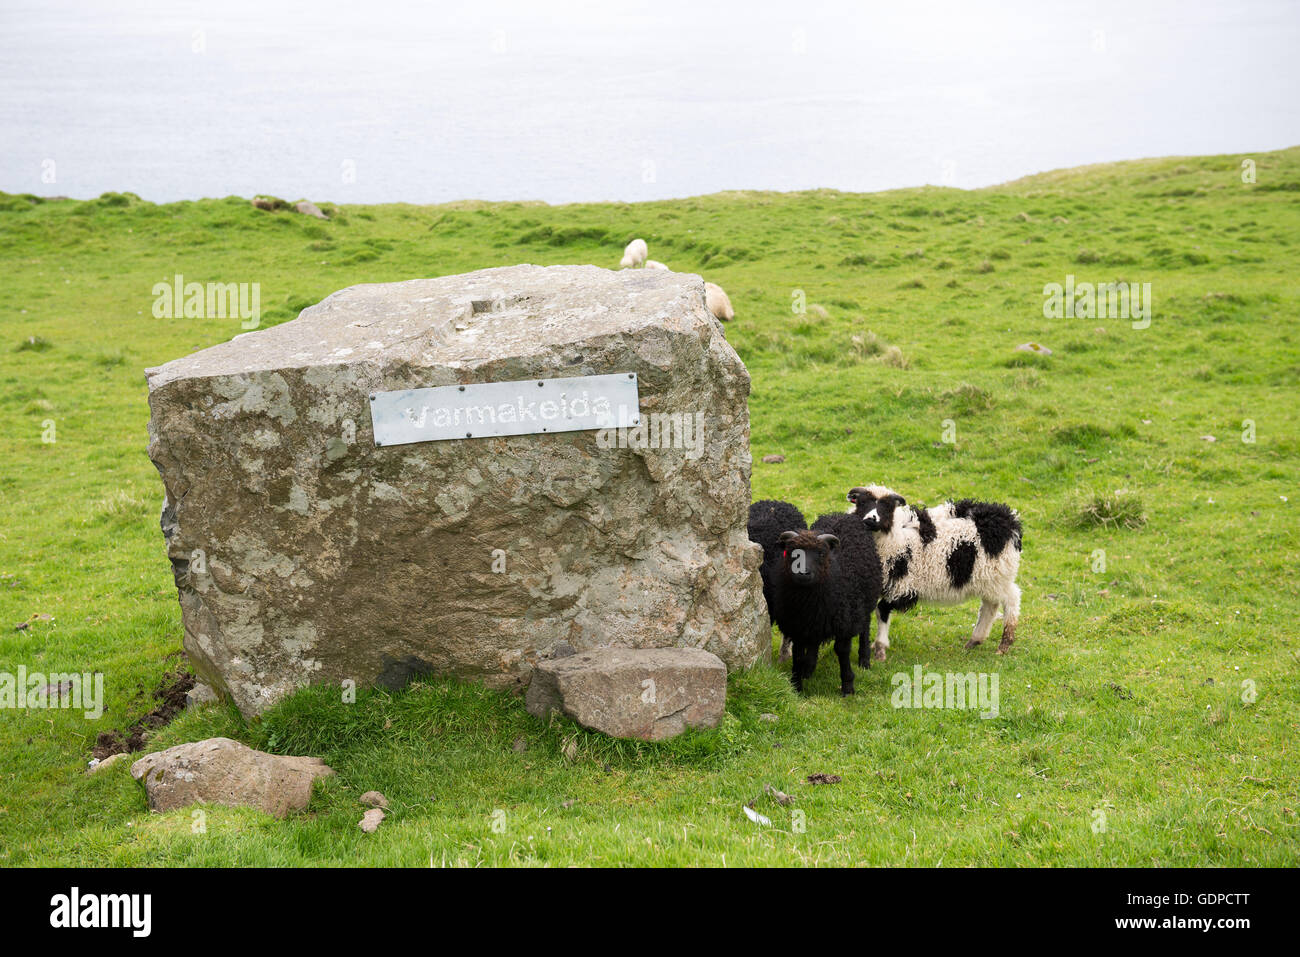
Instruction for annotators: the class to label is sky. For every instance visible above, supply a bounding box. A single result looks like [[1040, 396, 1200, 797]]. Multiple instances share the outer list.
[[1, 0, 1297, 203]]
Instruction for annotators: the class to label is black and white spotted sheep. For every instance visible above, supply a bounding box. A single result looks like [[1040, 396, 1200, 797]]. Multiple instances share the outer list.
[[846, 485, 1023, 660]]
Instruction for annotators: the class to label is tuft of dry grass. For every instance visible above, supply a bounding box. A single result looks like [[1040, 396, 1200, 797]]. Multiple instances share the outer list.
[[1069, 489, 1147, 529], [879, 344, 910, 369]]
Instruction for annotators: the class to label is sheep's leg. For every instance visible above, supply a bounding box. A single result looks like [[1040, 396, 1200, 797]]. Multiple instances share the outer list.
[[965, 599, 999, 649], [996, 584, 1022, 654], [857, 609, 873, 668], [793, 643, 820, 694], [789, 642, 808, 692], [835, 636, 856, 696], [872, 604, 892, 662]]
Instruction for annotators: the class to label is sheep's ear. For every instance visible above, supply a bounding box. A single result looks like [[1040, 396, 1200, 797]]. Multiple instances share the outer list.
[[889, 494, 907, 507], [779, 530, 801, 543], [817, 533, 840, 550]]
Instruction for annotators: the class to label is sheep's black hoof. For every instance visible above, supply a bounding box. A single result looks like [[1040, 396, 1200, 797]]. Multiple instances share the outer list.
[[857, 655, 871, 669], [963, 638, 983, 650], [840, 686, 855, 697]]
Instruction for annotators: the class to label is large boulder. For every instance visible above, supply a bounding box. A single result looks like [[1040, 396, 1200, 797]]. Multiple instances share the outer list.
[[146, 265, 767, 717], [130, 738, 333, 817], [526, 646, 727, 740]]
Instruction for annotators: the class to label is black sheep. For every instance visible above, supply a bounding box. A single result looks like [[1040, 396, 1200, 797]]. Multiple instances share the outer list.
[[747, 499, 807, 614], [768, 512, 882, 695], [748, 499, 806, 664]]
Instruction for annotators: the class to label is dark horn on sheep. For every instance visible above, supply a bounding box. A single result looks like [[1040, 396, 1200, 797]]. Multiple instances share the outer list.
[[817, 534, 840, 549], [779, 530, 801, 543]]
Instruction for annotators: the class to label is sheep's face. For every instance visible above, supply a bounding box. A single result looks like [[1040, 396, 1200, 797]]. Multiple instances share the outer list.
[[848, 486, 906, 533], [777, 530, 839, 586]]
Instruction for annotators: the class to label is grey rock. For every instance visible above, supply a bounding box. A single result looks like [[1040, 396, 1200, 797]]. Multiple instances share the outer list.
[[525, 646, 726, 741], [295, 200, 328, 220], [359, 790, 388, 808], [146, 265, 767, 717], [359, 808, 385, 832], [186, 682, 219, 709], [1015, 342, 1052, 355], [88, 752, 127, 774], [130, 737, 333, 818]]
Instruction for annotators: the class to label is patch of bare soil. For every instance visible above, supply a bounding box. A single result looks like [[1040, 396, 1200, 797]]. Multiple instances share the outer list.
[[92, 668, 195, 760]]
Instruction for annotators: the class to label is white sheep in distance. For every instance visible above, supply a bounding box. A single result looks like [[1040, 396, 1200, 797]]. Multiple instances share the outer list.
[[620, 238, 648, 269], [704, 281, 735, 321], [644, 260, 669, 271], [846, 485, 1023, 660]]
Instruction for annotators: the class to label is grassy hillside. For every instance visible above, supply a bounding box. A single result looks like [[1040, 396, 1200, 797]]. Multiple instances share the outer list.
[[1, 148, 1297, 866]]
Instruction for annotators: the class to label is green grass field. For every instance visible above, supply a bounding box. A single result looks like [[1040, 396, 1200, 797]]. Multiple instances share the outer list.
[[1, 148, 1297, 866]]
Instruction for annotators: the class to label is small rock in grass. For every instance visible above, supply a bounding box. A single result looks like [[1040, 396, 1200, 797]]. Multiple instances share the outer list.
[[511, 736, 528, 753], [1201, 435, 1216, 442], [807, 773, 841, 785], [761, 454, 785, 464], [39, 679, 74, 701], [186, 682, 219, 709], [1016, 342, 1052, 356], [89, 752, 127, 774], [359, 790, 388, 809], [295, 200, 328, 220], [763, 783, 793, 806], [359, 808, 385, 833], [758, 713, 779, 724]]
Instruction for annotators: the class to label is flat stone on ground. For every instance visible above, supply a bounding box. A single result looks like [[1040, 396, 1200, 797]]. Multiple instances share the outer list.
[[525, 646, 726, 741], [130, 737, 333, 818]]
